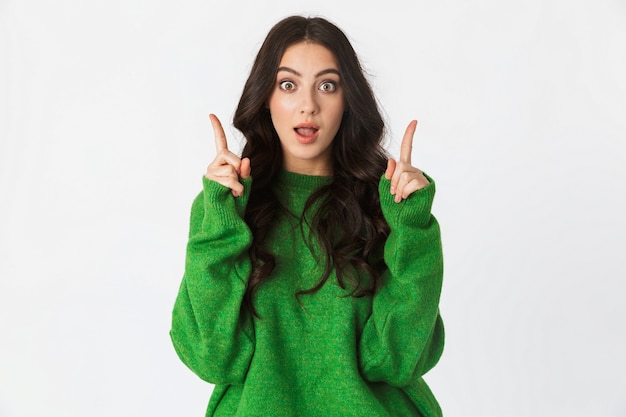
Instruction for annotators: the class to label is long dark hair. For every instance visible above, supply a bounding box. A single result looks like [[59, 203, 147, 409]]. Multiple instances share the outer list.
[[233, 16, 390, 315]]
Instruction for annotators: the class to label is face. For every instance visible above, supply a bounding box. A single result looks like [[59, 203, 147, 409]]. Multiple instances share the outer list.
[[268, 41, 345, 175]]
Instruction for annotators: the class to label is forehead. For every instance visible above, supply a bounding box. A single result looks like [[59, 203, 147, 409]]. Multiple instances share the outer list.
[[278, 41, 339, 72]]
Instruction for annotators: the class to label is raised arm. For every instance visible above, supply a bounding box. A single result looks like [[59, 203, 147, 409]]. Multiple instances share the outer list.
[[359, 120, 444, 387], [170, 114, 254, 384]]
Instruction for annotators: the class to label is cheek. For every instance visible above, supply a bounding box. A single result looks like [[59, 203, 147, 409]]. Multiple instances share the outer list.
[[269, 95, 295, 117], [329, 101, 345, 126], [268, 99, 294, 137]]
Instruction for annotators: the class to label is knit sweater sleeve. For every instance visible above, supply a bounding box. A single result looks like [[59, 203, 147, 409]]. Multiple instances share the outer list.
[[170, 176, 254, 385], [359, 174, 444, 387]]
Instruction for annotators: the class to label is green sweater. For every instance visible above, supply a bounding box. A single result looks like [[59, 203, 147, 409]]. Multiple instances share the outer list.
[[170, 170, 444, 417]]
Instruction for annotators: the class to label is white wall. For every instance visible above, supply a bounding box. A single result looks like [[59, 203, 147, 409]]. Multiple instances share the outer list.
[[1, 0, 625, 416]]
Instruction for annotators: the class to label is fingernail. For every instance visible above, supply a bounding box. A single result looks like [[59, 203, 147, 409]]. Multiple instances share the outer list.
[[390, 186, 396, 194]]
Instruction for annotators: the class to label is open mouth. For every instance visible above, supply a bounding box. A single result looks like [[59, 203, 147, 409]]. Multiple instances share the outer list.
[[294, 127, 318, 137], [294, 123, 320, 144]]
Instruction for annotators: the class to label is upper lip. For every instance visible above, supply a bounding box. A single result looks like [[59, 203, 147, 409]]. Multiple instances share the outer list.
[[294, 122, 319, 130]]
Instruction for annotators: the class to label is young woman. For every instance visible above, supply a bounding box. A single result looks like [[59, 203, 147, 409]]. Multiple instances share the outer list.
[[170, 15, 444, 417]]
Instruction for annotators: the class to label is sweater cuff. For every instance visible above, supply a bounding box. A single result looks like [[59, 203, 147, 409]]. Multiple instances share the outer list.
[[378, 173, 436, 227], [201, 176, 252, 226]]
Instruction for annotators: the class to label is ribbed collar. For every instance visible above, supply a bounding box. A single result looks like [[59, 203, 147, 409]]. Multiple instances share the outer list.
[[274, 170, 333, 193], [273, 170, 333, 214]]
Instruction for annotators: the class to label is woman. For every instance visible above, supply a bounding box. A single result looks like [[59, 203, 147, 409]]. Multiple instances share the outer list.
[[170, 15, 444, 417]]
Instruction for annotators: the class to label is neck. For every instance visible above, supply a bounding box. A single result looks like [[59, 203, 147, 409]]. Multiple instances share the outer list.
[[282, 161, 333, 176]]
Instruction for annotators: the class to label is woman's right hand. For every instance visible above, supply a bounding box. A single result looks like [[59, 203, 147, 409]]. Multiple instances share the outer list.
[[205, 113, 251, 197]]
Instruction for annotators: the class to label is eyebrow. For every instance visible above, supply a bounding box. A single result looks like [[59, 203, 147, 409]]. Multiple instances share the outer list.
[[276, 66, 340, 78]]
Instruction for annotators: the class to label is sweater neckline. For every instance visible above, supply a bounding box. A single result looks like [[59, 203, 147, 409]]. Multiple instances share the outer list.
[[275, 170, 333, 194]]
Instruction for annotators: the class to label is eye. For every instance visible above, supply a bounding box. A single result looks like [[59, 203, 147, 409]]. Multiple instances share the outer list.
[[279, 80, 296, 91], [319, 81, 337, 92]]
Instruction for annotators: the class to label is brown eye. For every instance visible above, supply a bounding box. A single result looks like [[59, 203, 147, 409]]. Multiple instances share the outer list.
[[279, 80, 295, 91], [319, 81, 336, 92]]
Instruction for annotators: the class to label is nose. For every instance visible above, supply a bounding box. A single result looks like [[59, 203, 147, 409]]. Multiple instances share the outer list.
[[300, 88, 319, 115]]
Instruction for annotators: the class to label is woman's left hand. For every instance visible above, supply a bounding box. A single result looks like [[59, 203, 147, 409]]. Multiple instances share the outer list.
[[385, 120, 430, 203]]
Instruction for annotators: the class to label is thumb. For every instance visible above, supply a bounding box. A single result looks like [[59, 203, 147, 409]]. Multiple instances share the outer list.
[[385, 158, 396, 180], [240, 157, 251, 179]]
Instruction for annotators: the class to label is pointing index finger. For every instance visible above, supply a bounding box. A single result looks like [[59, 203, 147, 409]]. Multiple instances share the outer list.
[[209, 113, 228, 153], [399, 119, 418, 164]]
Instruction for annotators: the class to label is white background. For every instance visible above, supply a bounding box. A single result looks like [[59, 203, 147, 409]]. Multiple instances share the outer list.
[[1, 0, 625, 416]]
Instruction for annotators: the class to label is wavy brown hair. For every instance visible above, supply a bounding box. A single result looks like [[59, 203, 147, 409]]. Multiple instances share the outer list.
[[233, 16, 390, 316]]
